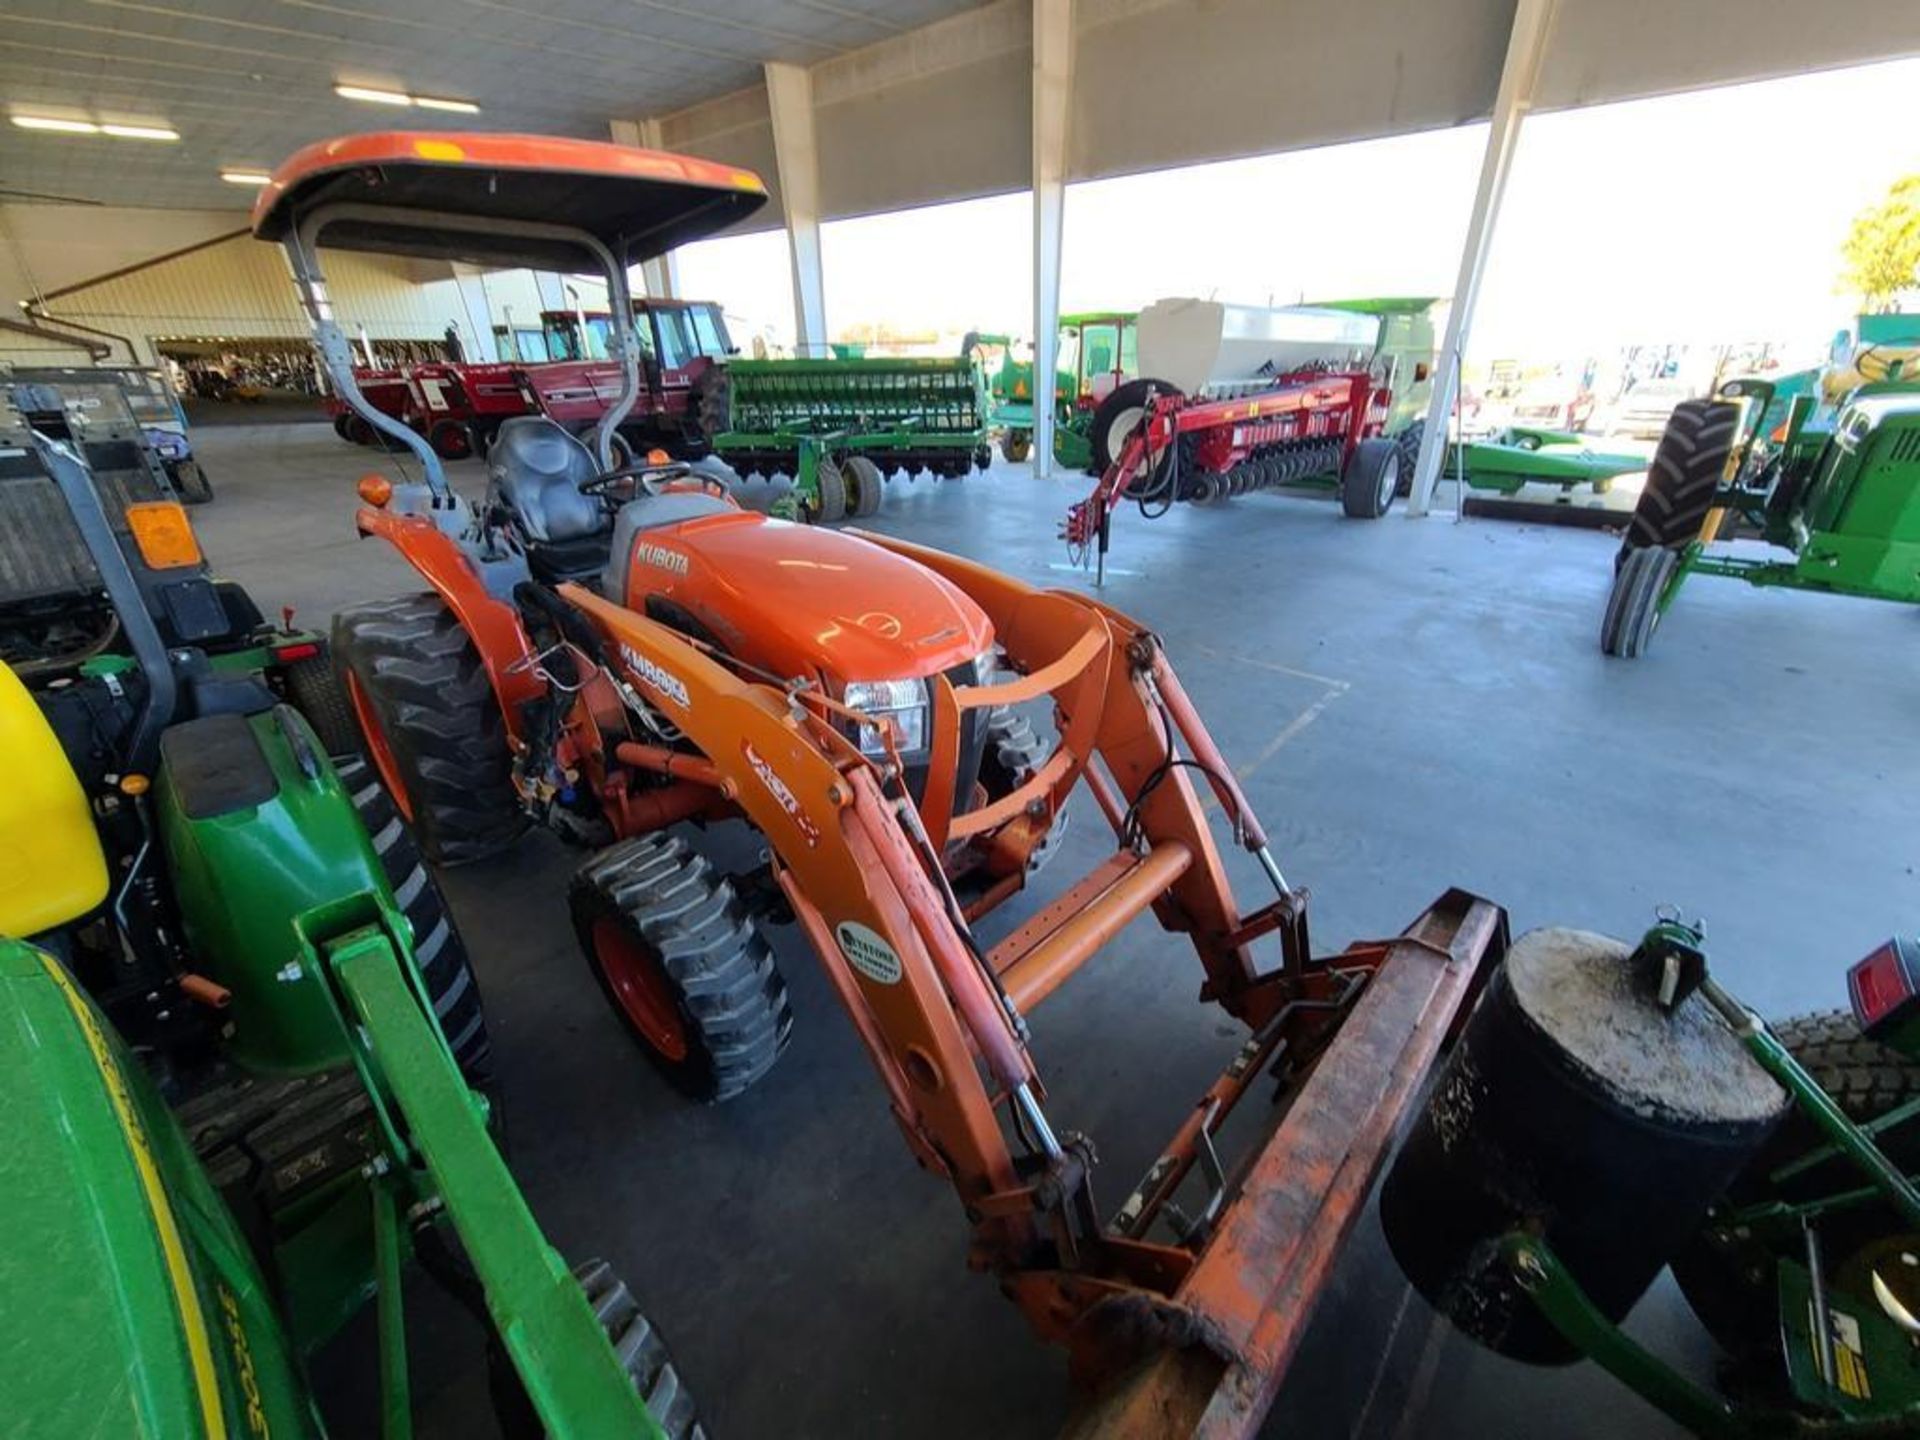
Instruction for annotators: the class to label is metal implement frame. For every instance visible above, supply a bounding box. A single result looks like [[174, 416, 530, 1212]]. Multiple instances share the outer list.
[[711, 354, 990, 508], [1065, 371, 1380, 582]]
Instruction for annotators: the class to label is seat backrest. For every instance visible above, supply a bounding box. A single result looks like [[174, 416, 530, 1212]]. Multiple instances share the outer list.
[[486, 417, 605, 543]]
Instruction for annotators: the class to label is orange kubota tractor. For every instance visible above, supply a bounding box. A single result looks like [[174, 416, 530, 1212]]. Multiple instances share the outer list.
[[261, 132, 1507, 1434]]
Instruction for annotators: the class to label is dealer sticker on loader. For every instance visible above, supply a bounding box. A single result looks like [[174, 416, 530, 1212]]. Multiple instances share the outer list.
[[836, 921, 904, 984]]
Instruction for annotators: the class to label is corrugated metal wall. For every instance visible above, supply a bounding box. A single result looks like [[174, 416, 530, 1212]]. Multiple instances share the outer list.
[[2, 234, 464, 362]]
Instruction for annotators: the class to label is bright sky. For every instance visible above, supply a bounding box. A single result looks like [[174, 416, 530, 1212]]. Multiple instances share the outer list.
[[672, 55, 1920, 366]]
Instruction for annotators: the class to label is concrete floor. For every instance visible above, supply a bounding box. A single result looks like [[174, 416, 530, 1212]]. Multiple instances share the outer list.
[[193, 422, 1919, 1438]]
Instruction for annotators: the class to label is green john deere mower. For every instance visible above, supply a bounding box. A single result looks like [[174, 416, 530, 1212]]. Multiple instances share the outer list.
[[1601, 366, 1920, 657], [0, 391, 703, 1437]]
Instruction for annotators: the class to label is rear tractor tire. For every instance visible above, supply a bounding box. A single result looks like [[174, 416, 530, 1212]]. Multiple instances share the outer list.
[[1340, 436, 1400, 519], [1599, 544, 1678, 658], [493, 1259, 706, 1440], [331, 593, 528, 865], [845, 454, 885, 519], [572, 834, 793, 1103], [282, 652, 362, 758], [334, 754, 493, 1080], [577, 1260, 706, 1439], [1618, 399, 1739, 564]]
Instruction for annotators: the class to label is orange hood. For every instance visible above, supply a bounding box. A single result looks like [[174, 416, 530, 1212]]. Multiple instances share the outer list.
[[624, 511, 994, 684]]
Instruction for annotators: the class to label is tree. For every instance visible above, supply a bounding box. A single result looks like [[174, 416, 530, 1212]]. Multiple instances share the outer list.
[[1839, 175, 1920, 313]]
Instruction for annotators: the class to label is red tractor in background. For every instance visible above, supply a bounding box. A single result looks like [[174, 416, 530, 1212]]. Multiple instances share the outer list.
[[514, 299, 733, 459], [327, 298, 734, 463]]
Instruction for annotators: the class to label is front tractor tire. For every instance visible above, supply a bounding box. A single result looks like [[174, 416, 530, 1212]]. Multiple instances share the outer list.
[[1340, 436, 1401, 518], [572, 834, 792, 1103], [1599, 544, 1678, 658], [331, 593, 527, 865]]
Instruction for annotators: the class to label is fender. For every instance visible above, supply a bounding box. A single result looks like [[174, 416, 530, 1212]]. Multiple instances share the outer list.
[[356, 505, 543, 740]]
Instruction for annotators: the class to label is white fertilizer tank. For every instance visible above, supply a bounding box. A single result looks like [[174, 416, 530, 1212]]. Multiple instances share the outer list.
[[1136, 298, 1380, 398]]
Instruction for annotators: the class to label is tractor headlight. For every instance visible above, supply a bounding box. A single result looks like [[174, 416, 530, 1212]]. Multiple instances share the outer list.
[[844, 677, 929, 758]]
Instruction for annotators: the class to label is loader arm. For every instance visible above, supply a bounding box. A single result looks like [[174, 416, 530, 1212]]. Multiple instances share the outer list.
[[293, 894, 670, 1440], [558, 565, 1508, 1440]]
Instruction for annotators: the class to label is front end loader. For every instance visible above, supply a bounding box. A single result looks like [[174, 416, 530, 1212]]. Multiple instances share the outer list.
[[0, 410, 703, 1437], [272, 129, 1510, 1435]]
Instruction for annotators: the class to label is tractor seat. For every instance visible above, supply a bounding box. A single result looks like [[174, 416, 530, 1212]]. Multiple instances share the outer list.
[[488, 417, 608, 545], [487, 417, 615, 585], [604, 492, 738, 606]]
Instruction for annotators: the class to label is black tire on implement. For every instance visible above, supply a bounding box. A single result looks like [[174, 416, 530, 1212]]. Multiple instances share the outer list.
[[811, 457, 849, 523], [1598, 543, 1677, 658], [1392, 419, 1424, 498], [1672, 1011, 1920, 1367], [845, 454, 885, 518], [1340, 436, 1400, 518], [282, 653, 362, 757], [572, 834, 792, 1103], [1090, 378, 1181, 487], [334, 752, 492, 1080], [331, 593, 527, 865], [1002, 429, 1032, 464], [1618, 399, 1739, 567]]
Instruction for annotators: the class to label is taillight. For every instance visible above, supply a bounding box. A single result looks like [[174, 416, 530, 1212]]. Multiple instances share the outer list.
[[1848, 937, 1920, 1040], [274, 642, 322, 664]]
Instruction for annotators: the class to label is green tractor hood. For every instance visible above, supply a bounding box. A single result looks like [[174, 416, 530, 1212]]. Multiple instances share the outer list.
[[0, 939, 312, 1439]]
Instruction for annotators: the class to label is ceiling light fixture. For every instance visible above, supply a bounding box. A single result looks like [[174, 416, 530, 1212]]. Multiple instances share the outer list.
[[414, 96, 480, 114], [11, 115, 100, 134], [335, 84, 413, 106], [100, 123, 180, 141], [220, 170, 273, 186]]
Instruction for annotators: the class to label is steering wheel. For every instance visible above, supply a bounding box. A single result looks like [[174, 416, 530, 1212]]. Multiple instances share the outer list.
[[580, 460, 695, 498]]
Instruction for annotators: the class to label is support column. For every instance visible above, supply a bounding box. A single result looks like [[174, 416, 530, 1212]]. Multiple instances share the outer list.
[[764, 62, 829, 355], [610, 118, 682, 299], [1030, 0, 1074, 478], [448, 262, 499, 362], [1407, 0, 1558, 515]]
